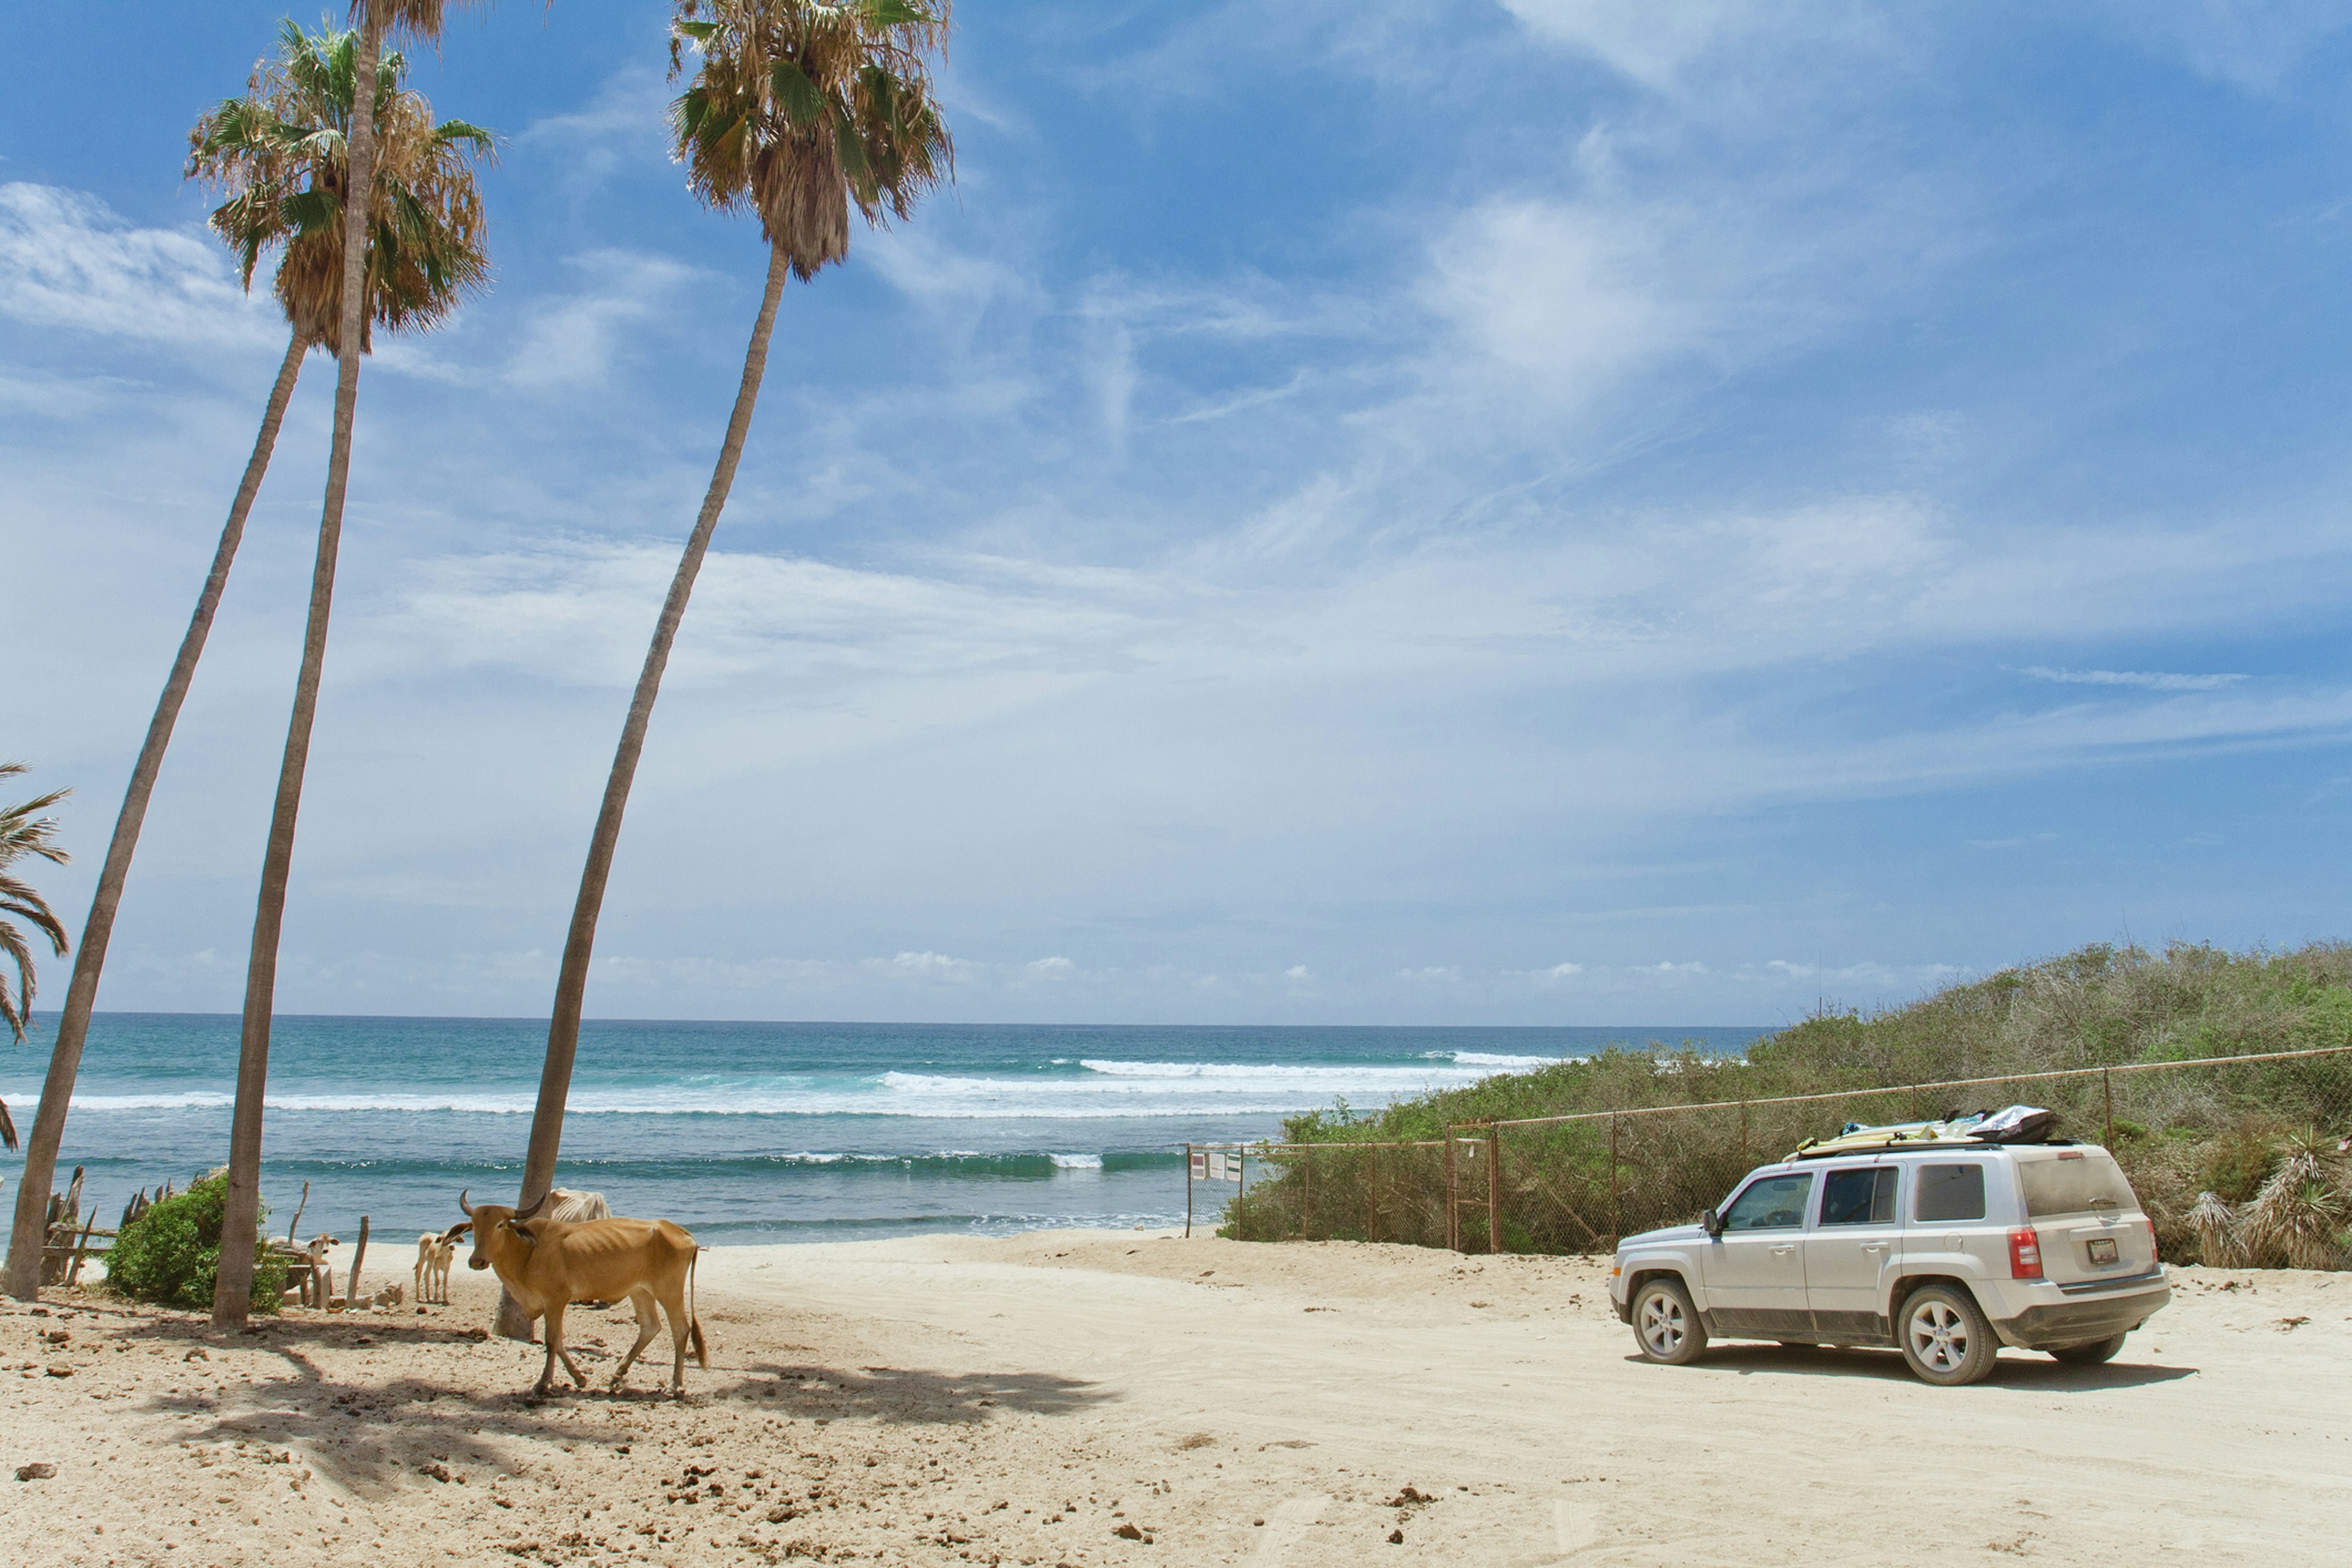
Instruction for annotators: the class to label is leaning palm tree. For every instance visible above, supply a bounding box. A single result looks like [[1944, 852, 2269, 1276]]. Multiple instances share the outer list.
[[205, 10, 502, 1329], [3, 20, 495, 1304], [208, 0, 521, 1332], [1, 765, 70, 1153], [497, 0, 952, 1336]]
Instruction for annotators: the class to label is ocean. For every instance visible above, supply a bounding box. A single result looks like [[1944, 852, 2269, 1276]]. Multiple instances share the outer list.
[[1, 1014, 1769, 1246]]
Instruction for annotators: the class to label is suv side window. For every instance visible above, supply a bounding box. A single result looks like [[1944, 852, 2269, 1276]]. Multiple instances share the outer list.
[[1819, 1166, 1897, 1225], [1721, 1172, 1814, 1231], [1915, 1163, 1987, 1223]]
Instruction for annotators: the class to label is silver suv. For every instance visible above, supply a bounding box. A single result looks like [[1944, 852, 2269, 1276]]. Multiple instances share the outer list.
[[1607, 1142, 2169, 1384]]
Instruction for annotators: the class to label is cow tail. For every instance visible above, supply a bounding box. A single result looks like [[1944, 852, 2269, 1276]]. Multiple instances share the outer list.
[[688, 1246, 709, 1369]]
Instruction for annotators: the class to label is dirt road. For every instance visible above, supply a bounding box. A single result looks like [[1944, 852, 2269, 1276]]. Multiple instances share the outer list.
[[1, 1232, 2343, 1565]]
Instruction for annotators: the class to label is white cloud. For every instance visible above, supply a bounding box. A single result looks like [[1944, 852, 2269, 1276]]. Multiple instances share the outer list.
[[503, 250, 698, 391], [1422, 199, 1703, 401], [1496, 0, 1754, 89], [2090, 0, 2350, 92], [2018, 666, 2248, 693], [0, 183, 277, 350], [518, 66, 674, 163]]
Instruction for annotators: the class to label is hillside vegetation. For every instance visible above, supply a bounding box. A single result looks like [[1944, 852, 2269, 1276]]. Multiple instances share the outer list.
[[1238, 943, 2352, 1262]]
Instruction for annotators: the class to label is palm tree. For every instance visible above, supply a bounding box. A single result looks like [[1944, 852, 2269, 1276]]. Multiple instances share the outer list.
[[2, 21, 496, 1303], [1, 765, 71, 1150], [497, 0, 952, 1336], [207, 6, 502, 1329]]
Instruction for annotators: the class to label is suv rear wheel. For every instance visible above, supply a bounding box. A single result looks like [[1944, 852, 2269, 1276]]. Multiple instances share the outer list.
[[1898, 1284, 1997, 1385], [1630, 1277, 1707, 1366], [2049, 1333, 2126, 1366]]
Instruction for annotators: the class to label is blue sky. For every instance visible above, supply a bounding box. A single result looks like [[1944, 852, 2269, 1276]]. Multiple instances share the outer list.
[[5, 1, 2351, 1026]]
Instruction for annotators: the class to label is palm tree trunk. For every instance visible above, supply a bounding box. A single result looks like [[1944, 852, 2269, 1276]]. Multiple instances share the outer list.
[[494, 240, 792, 1340], [212, 9, 383, 1329], [1, 328, 312, 1302]]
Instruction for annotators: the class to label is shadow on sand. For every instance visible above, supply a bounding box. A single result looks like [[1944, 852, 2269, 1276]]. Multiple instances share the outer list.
[[715, 1361, 1111, 1426], [96, 1302, 1109, 1499], [1659, 1343, 2198, 1389]]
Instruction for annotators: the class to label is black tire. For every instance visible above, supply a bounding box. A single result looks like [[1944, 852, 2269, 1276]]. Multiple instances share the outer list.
[[1630, 1278, 1708, 1366], [2049, 1333, 2126, 1365], [1898, 1284, 1999, 1386]]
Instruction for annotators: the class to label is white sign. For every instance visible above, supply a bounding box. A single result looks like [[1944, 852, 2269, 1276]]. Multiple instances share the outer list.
[[1192, 1149, 1243, 1183]]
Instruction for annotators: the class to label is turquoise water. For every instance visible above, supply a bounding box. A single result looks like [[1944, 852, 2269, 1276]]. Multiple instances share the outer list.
[[1, 1014, 1768, 1244]]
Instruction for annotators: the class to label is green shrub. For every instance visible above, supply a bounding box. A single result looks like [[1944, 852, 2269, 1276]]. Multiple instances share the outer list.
[[1231, 941, 2352, 1254], [107, 1170, 287, 1313], [2201, 1125, 2283, 1204]]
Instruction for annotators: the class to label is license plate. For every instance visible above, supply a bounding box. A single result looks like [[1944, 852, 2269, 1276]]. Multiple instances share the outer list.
[[2086, 1237, 2119, 1265]]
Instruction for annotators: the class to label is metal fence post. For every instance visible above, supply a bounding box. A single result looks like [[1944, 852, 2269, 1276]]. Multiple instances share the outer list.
[[2102, 1068, 2115, 1150], [1238, 1147, 1247, 1237], [1185, 1144, 1194, 1238], [1608, 1114, 1621, 1244], [1738, 1101, 1749, 1168], [1487, 1125, 1503, 1255]]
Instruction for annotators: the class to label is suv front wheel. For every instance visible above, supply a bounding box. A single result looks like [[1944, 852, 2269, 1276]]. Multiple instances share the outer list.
[[1630, 1277, 1708, 1366], [1898, 1283, 1998, 1385]]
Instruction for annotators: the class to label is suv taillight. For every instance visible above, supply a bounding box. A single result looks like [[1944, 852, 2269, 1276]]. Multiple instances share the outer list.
[[2144, 1217, 2159, 1262], [2008, 1226, 2043, 1280]]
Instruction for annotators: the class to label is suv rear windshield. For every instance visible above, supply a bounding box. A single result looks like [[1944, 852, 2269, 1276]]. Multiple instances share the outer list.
[[2019, 1153, 2133, 1217]]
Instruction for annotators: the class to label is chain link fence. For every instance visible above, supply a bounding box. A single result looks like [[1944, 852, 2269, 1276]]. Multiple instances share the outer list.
[[1205, 1045, 2352, 1264]]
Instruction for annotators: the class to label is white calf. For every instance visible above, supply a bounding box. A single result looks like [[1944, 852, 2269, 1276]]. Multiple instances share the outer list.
[[413, 1231, 455, 1304]]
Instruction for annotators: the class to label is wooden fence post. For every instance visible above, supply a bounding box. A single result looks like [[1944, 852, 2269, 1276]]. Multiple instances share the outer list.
[[348, 1216, 369, 1305], [1487, 1126, 1503, 1256], [63, 1215, 99, 1287], [1184, 1144, 1194, 1239], [1444, 1133, 1460, 1252]]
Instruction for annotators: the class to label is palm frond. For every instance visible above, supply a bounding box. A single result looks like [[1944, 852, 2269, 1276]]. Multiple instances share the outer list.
[[185, 17, 496, 350], [666, 0, 952, 269]]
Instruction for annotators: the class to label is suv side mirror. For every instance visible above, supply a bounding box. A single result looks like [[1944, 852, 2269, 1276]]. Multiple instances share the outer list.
[[1701, 1208, 1724, 1239]]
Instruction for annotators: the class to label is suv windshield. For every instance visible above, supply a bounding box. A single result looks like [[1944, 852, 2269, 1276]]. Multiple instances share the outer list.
[[2020, 1153, 2133, 1216]]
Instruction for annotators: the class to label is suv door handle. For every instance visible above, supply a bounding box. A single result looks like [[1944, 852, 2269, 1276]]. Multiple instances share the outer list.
[[1770, 1244, 1796, 1256], [1861, 1242, 1890, 1253]]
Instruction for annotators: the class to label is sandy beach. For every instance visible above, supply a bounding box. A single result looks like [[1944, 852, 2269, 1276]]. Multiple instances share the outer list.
[[2, 1232, 2346, 1566]]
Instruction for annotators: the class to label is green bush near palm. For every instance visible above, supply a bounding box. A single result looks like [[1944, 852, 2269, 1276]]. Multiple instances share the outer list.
[[107, 1170, 287, 1313]]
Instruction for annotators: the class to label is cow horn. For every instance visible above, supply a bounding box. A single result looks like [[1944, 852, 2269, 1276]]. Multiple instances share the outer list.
[[458, 1188, 475, 1218], [514, 1189, 549, 1222]]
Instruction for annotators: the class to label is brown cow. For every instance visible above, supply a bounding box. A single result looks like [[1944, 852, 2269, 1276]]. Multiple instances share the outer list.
[[455, 1189, 708, 1396]]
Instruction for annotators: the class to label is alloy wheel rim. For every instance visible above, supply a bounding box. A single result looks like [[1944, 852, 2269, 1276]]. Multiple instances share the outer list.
[[1909, 1301, 1967, 1370], [1640, 1293, 1684, 1355]]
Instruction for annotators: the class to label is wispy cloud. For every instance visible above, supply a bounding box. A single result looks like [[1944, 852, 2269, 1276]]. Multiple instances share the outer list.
[[0, 183, 276, 350], [2018, 666, 2248, 692], [502, 250, 699, 391]]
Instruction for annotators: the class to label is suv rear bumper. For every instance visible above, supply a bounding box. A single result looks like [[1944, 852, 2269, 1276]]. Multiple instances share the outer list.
[[1989, 1275, 2169, 1351]]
